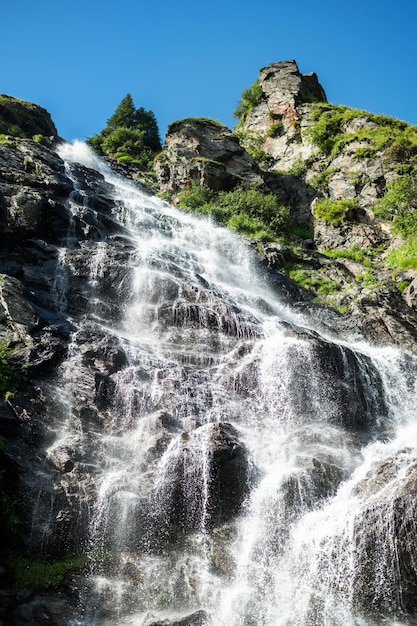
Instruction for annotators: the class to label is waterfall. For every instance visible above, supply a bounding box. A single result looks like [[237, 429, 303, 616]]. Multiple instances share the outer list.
[[34, 140, 417, 625]]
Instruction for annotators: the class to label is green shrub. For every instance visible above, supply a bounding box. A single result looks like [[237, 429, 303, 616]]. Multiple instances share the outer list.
[[305, 103, 417, 160], [310, 167, 339, 192], [228, 213, 271, 239], [177, 183, 292, 242], [386, 236, 417, 270], [357, 268, 381, 287], [0, 341, 19, 399], [397, 279, 411, 293], [354, 147, 376, 159], [102, 127, 144, 157], [87, 94, 161, 170], [178, 184, 216, 209], [314, 198, 360, 227], [233, 81, 263, 124], [288, 267, 341, 297], [235, 128, 269, 161], [266, 120, 284, 138], [375, 174, 417, 229], [287, 157, 307, 176]]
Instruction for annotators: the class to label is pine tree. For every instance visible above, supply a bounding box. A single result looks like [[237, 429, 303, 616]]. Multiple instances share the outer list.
[[87, 93, 161, 170], [135, 107, 161, 151], [106, 94, 136, 130]]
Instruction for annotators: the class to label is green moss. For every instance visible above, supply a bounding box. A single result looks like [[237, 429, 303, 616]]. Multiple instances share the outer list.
[[314, 198, 360, 227], [322, 245, 372, 266], [32, 134, 52, 146], [0, 134, 13, 144], [0, 341, 19, 399], [8, 553, 88, 589]]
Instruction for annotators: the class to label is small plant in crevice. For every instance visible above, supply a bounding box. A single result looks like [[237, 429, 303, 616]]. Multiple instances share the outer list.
[[0, 341, 19, 399], [155, 591, 172, 607], [233, 80, 263, 125], [266, 120, 284, 138]]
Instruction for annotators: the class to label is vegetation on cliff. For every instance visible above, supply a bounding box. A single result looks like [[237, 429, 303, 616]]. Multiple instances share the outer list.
[[177, 183, 295, 242], [87, 93, 161, 169], [0, 340, 19, 400], [0, 95, 58, 141], [233, 80, 263, 126]]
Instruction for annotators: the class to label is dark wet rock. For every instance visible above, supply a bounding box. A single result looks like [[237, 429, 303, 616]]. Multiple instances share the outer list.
[[4, 590, 80, 626], [149, 422, 250, 536], [349, 450, 417, 618], [148, 609, 209, 626], [280, 329, 387, 435]]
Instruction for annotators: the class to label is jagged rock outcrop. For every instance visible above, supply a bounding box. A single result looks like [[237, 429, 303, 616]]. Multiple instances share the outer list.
[[153, 59, 417, 352], [155, 118, 261, 197], [242, 59, 327, 174], [0, 95, 58, 139]]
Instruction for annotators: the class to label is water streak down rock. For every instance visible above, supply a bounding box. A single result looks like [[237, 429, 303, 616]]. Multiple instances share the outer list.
[[2, 78, 417, 626]]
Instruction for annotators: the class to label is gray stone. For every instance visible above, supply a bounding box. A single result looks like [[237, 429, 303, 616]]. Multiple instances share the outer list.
[[155, 118, 261, 196]]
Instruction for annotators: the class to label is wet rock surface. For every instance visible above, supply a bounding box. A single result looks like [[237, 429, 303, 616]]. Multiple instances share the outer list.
[[2, 92, 417, 625]]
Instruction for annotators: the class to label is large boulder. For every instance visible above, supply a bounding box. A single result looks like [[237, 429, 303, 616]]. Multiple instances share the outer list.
[[155, 118, 261, 196], [149, 422, 251, 536], [241, 59, 327, 174], [0, 94, 58, 139]]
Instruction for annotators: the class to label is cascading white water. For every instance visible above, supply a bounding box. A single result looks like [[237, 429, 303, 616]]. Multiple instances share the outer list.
[[46, 141, 417, 626]]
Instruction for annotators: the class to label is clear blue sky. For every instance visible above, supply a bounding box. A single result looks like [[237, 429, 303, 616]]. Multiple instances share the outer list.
[[2, 0, 417, 143]]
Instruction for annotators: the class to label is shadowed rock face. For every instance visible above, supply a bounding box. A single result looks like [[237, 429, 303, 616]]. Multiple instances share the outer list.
[[0, 94, 58, 139]]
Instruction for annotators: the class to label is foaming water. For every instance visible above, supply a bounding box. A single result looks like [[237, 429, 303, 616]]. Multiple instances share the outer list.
[[44, 141, 417, 626]]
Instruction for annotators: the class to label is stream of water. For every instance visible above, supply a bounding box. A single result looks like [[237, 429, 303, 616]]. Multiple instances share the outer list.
[[44, 141, 417, 626]]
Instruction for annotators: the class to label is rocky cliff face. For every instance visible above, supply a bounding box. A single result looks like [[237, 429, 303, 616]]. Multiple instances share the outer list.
[[2, 71, 417, 625], [154, 59, 417, 354]]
